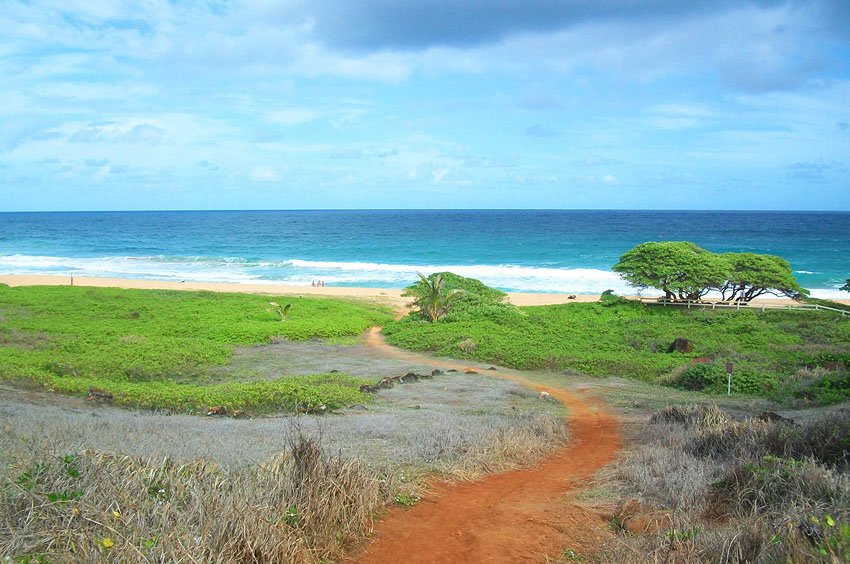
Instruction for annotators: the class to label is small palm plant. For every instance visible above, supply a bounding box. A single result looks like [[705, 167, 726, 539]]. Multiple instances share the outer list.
[[403, 272, 464, 322], [268, 301, 291, 321]]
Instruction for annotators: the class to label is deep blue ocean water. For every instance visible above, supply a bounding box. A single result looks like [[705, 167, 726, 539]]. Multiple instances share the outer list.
[[0, 210, 848, 297]]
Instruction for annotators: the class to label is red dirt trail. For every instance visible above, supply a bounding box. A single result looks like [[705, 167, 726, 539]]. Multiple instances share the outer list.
[[354, 327, 623, 563]]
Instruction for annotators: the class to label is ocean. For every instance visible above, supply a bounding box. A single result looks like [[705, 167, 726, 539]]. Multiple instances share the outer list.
[[0, 210, 848, 297]]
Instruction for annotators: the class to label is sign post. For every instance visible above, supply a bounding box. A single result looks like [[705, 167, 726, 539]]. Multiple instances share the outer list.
[[725, 362, 733, 395]]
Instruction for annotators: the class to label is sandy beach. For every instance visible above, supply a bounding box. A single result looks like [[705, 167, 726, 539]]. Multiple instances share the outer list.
[[0, 274, 599, 307], [2, 274, 846, 308], [0, 274, 602, 308]]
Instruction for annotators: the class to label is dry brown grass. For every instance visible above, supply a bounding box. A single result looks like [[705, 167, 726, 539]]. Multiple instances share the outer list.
[[597, 404, 850, 563], [0, 374, 568, 562], [1, 430, 393, 563]]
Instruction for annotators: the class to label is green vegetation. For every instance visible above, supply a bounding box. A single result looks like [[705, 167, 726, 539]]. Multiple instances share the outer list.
[[613, 241, 728, 301], [612, 241, 808, 302], [402, 272, 466, 322], [384, 274, 850, 405], [268, 301, 291, 320], [0, 285, 392, 412], [842, 279, 850, 292]]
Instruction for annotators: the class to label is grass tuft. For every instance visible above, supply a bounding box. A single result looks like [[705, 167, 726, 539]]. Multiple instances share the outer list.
[[0, 431, 393, 563]]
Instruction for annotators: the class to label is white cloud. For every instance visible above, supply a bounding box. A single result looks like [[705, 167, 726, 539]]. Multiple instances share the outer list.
[[249, 166, 281, 182], [69, 121, 165, 144], [265, 108, 321, 126], [431, 168, 449, 183]]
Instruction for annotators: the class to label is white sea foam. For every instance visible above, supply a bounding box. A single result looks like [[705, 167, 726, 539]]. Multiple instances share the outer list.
[[0, 254, 266, 285], [1, 254, 844, 296]]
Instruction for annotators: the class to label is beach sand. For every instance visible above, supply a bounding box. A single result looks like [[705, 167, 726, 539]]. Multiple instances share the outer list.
[[0, 274, 599, 308], [1, 274, 846, 308]]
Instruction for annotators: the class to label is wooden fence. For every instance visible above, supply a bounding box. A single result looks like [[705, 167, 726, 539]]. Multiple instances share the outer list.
[[639, 299, 850, 317]]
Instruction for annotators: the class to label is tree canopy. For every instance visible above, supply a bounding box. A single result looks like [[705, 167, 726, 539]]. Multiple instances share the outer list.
[[842, 279, 850, 293], [613, 242, 808, 302], [720, 252, 807, 302], [612, 241, 728, 301]]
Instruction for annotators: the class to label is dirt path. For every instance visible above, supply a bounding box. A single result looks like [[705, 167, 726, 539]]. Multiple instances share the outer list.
[[355, 327, 622, 563]]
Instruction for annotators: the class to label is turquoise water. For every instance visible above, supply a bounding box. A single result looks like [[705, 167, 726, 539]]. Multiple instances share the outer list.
[[0, 210, 848, 297]]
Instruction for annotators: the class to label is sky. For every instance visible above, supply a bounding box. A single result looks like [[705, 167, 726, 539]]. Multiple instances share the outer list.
[[1, 0, 849, 211]]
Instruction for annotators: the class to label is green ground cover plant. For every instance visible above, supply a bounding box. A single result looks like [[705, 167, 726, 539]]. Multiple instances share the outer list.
[[0, 285, 392, 412], [383, 276, 850, 404]]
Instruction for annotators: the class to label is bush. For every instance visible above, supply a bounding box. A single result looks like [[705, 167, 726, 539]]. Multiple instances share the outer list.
[[782, 370, 850, 406], [649, 403, 730, 429], [668, 363, 777, 396], [668, 363, 726, 391], [709, 455, 849, 520], [606, 405, 850, 563], [685, 410, 850, 471]]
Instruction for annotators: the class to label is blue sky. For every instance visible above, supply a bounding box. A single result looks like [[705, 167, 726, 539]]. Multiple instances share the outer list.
[[1, 0, 849, 211]]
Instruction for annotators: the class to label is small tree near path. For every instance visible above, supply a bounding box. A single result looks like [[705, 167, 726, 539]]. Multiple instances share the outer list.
[[403, 272, 465, 322]]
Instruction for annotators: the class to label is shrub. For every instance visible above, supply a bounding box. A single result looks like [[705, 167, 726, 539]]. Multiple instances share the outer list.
[[668, 363, 725, 391], [649, 403, 730, 430], [685, 410, 850, 471], [709, 455, 849, 520], [667, 363, 777, 396], [782, 370, 850, 406]]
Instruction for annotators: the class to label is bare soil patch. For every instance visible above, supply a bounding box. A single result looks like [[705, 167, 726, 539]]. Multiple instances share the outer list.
[[355, 328, 623, 563]]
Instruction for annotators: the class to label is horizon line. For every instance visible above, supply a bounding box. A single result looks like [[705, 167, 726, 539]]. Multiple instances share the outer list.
[[1, 208, 848, 214]]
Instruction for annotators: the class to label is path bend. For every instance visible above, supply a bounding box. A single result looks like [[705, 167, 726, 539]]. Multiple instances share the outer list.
[[355, 327, 622, 563]]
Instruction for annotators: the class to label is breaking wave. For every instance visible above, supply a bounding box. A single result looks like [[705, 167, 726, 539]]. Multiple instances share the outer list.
[[1, 254, 844, 297]]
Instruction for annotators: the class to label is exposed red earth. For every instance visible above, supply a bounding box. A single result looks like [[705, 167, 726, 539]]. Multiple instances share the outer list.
[[355, 328, 623, 563]]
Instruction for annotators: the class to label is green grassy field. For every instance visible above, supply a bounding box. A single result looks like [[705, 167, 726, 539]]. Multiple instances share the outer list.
[[383, 294, 850, 404], [0, 285, 393, 412]]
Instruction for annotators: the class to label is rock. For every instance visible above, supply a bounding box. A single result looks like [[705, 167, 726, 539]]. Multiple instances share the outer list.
[[206, 406, 228, 416], [487, 366, 498, 371], [430, 369, 443, 377], [464, 369, 479, 374], [400, 372, 420, 383], [757, 411, 798, 426], [691, 356, 712, 365], [613, 498, 672, 535], [86, 387, 114, 403], [447, 369, 458, 373], [329, 369, 340, 373], [348, 404, 369, 411], [377, 378, 394, 389], [668, 338, 693, 353], [568, 295, 577, 299], [129, 311, 140, 319]]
